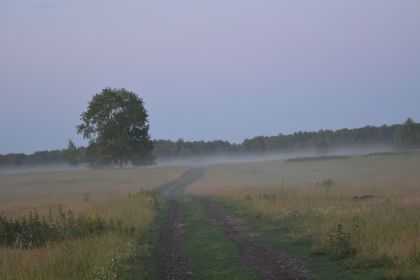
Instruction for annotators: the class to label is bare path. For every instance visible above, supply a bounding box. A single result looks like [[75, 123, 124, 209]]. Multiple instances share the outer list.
[[157, 200, 192, 280], [156, 167, 311, 280], [202, 199, 312, 280], [158, 167, 205, 199], [156, 168, 205, 280]]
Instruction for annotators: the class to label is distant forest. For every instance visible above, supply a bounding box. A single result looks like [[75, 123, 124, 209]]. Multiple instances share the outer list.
[[1, 119, 420, 168]]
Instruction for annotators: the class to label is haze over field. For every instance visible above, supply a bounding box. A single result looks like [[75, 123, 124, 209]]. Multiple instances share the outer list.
[[1, 0, 420, 154], [2, 1, 420, 279]]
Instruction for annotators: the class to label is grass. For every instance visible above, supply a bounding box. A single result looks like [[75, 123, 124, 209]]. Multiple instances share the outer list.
[[189, 152, 420, 279], [188, 152, 420, 193], [181, 197, 259, 280], [0, 166, 186, 217], [0, 166, 186, 280], [121, 198, 172, 280]]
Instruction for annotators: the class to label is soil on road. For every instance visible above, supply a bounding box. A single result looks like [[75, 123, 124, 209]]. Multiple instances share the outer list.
[[156, 168, 205, 280], [156, 200, 192, 280], [203, 199, 312, 280], [156, 167, 311, 280]]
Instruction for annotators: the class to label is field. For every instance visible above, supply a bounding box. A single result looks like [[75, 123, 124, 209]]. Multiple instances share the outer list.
[[188, 153, 420, 279], [0, 167, 186, 217], [1, 153, 420, 279], [0, 166, 186, 279]]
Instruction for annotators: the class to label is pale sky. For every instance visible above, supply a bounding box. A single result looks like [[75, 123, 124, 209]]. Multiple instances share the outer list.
[[1, 0, 419, 153]]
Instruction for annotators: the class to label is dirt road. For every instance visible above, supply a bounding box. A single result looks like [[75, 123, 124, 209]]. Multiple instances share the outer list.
[[203, 199, 311, 280], [158, 167, 205, 199], [156, 167, 311, 280], [156, 168, 205, 280], [156, 200, 192, 280]]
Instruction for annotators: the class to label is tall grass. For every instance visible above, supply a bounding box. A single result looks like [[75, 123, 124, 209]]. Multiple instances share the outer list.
[[215, 182, 420, 279], [0, 209, 107, 248], [188, 154, 420, 279], [0, 166, 186, 217], [0, 191, 161, 279]]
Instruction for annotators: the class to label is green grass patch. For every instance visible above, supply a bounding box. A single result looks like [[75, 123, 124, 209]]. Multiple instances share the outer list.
[[122, 197, 170, 280], [219, 199, 385, 280], [181, 197, 259, 280]]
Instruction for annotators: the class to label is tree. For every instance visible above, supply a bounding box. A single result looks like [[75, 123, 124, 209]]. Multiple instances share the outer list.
[[315, 139, 330, 156], [395, 118, 420, 149], [77, 88, 154, 167], [64, 140, 80, 167]]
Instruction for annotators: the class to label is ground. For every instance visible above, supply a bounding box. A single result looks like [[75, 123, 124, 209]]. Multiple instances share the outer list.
[[1, 152, 419, 279]]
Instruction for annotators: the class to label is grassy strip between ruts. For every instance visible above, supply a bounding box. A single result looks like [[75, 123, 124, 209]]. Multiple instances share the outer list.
[[215, 197, 395, 280], [181, 197, 259, 280], [121, 196, 171, 280]]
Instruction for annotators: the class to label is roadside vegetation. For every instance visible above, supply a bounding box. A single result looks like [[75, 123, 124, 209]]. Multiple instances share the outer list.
[[0, 191, 161, 280], [217, 182, 420, 279], [181, 198, 259, 280], [0, 166, 185, 280], [0, 166, 186, 218], [190, 153, 420, 279]]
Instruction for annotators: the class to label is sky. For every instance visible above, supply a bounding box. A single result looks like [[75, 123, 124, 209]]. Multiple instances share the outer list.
[[1, 0, 419, 154]]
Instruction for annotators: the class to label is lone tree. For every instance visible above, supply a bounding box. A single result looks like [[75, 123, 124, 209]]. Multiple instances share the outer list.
[[77, 88, 154, 167]]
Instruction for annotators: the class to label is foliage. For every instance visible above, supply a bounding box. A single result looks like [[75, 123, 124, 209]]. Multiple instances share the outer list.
[[0, 196, 158, 280], [63, 140, 83, 167], [153, 120, 414, 159], [327, 224, 353, 259], [0, 209, 106, 248], [394, 118, 420, 149], [77, 88, 154, 167], [0, 206, 141, 249], [217, 185, 420, 279], [2, 119, 420, 167], [0, 150, 65, 168]]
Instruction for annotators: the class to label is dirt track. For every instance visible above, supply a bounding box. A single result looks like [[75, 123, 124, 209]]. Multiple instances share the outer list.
[[156, 168, 204, 280], [158, 168, 205, 199], [157, 167, 311, 280], [203, 199, 312, 280], [157, 200, 192, 280]]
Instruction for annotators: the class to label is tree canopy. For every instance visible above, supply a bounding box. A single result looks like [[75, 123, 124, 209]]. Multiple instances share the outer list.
[[77, 88, 154, 167], [1, 119, 420, 168], [395, 118, 420, 149]]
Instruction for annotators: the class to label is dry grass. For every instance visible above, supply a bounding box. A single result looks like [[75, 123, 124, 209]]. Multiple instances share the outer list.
[[189, 153, 420, 279], [0, 231, 133, 280], [0, 166, 186, 279], [0, 166, 186, 217], [188, 152, 420, 194]]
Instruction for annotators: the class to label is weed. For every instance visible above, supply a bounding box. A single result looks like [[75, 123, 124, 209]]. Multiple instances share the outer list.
[[327, 224, 353, 259]]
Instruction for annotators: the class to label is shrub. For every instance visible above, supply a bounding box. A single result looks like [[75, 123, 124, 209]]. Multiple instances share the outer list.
[[327, 224, 354, 259], [0, 208, 127, 248]]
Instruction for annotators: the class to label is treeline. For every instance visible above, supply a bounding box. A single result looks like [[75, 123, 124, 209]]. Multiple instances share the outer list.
[[1, 119, 420, 168], [154, 118, 420, 158], [0, 150, 67, 168]]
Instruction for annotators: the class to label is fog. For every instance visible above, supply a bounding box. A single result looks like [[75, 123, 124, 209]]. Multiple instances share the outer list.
[[155, 145, 392, 167], [0, 144, 393, 175]]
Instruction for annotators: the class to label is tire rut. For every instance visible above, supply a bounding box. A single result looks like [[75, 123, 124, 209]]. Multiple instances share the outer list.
[[156, 168, 205, 280], [202, 199, 312, 280], [158, 168, 205, 199], [157, 200, 192, 280]]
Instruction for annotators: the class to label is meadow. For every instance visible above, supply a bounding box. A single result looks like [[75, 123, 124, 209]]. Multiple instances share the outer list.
[[0, 166, 186, 279], [2, 153, 420, 279], [0, 166, 186, 217], [189, 153, 420, 279]]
